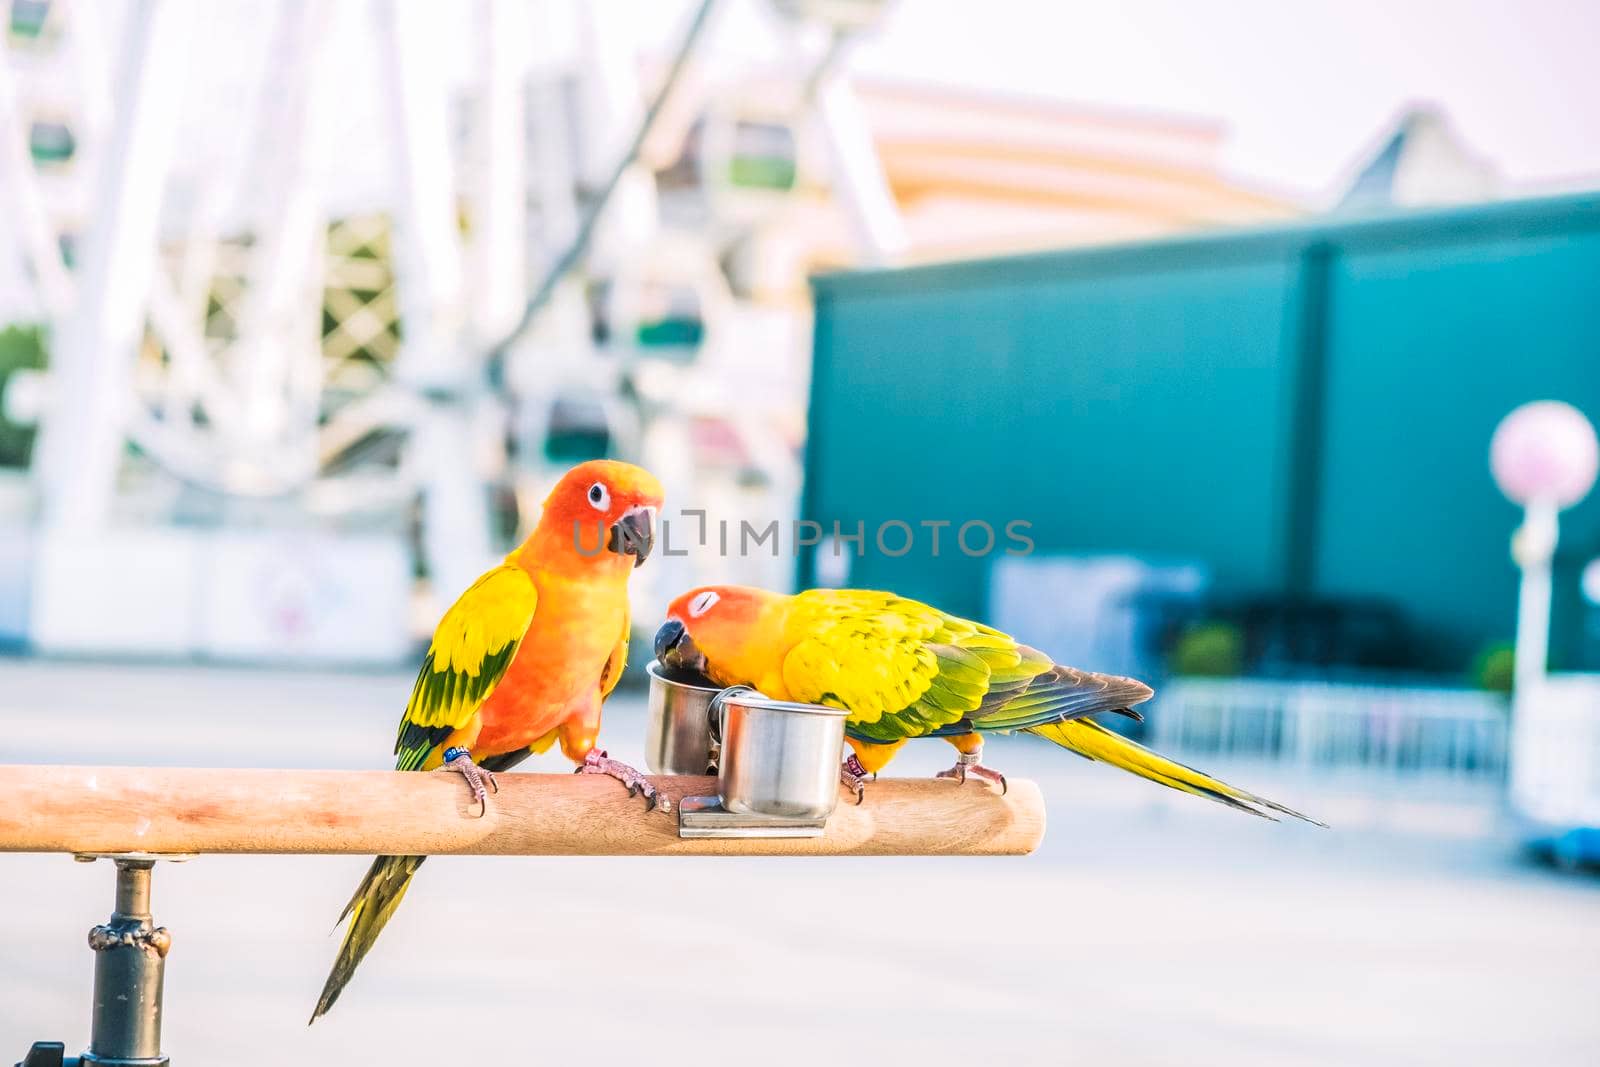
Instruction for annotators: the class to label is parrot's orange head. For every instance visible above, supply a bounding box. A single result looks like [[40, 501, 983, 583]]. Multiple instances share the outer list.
[[535, 459, 664, 569], [655, 584, 779, 682]]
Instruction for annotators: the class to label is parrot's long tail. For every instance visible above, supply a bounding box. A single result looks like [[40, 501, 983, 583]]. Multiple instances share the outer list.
[[310, 854, 427, 1023], [1026, 718, 1326, 826]]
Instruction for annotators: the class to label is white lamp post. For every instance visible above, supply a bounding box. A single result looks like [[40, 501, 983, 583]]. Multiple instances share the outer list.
[[1490, 401, 1599, 693]]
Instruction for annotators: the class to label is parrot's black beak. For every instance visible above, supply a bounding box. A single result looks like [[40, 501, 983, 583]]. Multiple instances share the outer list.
[[653, 618, 707, 673], [606, 506, 655, 568], [653, 618, 686, 662]]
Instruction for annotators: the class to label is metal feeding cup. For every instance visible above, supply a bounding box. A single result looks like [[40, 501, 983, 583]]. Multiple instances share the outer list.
[[644, 661, 848, 838], [645, 660, 723, 775]]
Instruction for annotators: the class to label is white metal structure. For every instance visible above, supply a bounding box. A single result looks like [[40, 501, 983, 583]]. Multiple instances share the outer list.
[[0, 0, 611, 656], [1, 0, 904, 659], [29, 0, 195, 528]]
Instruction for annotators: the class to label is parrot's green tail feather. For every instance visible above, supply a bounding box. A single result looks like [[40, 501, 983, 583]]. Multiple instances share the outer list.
[[310, 854, 427, 1023], [1026, 718, 1326, 827]]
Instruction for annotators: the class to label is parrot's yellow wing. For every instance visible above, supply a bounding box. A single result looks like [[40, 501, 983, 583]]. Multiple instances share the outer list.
[[394, 564, 536, 770], [778, 589, 1046, 742], [779, 588, 1151, 744]]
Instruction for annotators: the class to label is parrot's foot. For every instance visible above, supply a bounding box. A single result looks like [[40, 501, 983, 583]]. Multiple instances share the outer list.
[[839, 754, 868, 805], [436, 746, 499, 817], [579, 750, 670, 814], [936, 750, 1007, 795]]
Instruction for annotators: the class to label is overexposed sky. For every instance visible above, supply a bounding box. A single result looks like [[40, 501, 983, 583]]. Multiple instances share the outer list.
[[636, 0, 1600, 203], [140, 0, 1600, 219]]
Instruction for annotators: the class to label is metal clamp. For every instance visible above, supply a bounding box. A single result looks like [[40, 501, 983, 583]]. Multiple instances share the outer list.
[[676, 794, 831, 839]]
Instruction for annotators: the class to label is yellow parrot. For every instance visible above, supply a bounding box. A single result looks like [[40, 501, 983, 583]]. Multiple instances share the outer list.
[[311, 459, 664, 1022], [656, 585, 1320, 824]]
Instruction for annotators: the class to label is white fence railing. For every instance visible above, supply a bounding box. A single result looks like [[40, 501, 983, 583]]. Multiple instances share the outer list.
[[1152, 677, 1511, 783]]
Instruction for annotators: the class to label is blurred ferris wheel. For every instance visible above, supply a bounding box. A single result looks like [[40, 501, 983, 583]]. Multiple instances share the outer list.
[[0, 0, 896, 605]]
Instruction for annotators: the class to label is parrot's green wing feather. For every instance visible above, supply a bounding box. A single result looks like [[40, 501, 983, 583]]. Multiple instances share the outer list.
[[394, 565, 536, 771], [780, 589, 1152, 743], [968, 658, 1152, 731]]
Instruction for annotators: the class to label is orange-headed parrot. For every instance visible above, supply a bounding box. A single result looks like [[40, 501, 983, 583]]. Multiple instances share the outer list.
[[655, 585, 1320, 824], [311, 459, 664, 1022]]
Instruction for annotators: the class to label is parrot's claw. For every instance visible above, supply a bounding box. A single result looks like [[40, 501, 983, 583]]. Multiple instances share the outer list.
[[840, 755, 868, 805], [436, 748, 498, 817], [579, 750, 671, 814], [936, 751, 1007, 795]]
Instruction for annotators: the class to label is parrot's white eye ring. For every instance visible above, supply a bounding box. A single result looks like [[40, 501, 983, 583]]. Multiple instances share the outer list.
[[688, 591, 720, 618], [587, 482, 609, 511]]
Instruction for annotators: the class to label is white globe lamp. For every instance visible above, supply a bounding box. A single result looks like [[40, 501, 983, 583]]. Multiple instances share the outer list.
[[1490, 401, 1599, 691]]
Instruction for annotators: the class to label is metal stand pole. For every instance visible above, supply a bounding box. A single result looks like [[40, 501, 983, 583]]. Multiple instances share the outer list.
[[83, 860, 171, 1066], [14, 856, 178, 1067]]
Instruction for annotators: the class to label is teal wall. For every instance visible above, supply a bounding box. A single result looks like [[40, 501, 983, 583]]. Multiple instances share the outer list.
[[804, 194, 1600, 673]]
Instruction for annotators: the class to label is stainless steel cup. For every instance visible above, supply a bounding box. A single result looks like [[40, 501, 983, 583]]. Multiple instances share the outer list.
[[711, 687, 848, 820], [645, 660, 722, 775]]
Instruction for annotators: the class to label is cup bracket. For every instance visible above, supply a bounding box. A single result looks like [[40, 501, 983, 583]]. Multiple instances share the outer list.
[[676, 794, 828, 839]]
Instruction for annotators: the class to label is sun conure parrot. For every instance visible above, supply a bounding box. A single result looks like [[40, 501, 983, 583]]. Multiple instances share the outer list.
[[655, 585, 1320, 824], [310, 459, 665, 1022]]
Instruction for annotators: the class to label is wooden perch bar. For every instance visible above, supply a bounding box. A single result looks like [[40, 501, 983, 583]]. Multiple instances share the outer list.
[[0, 765, 1045, 857]]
